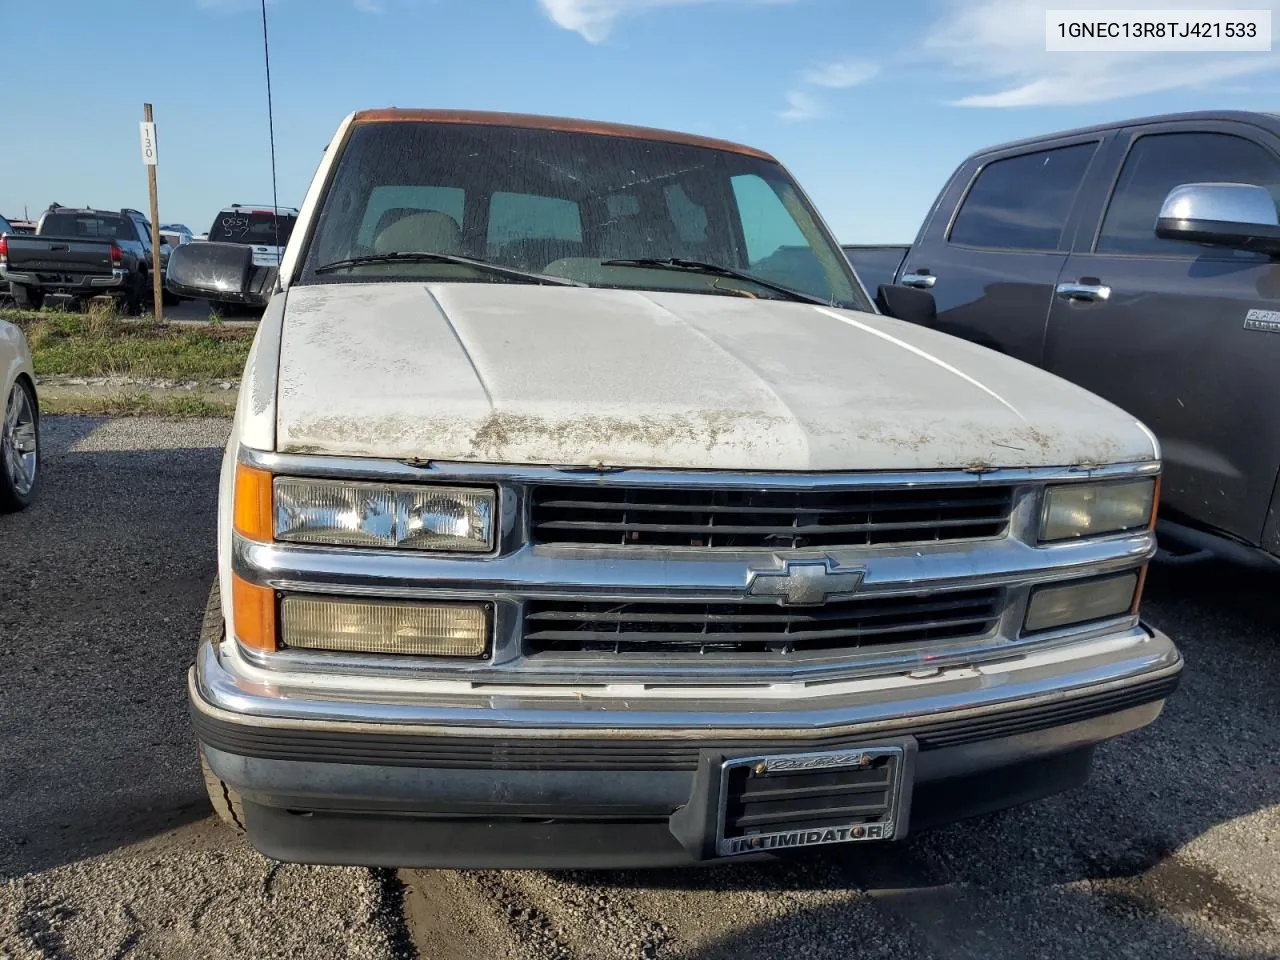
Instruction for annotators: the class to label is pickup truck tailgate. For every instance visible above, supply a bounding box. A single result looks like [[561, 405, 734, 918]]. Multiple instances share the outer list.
[[5, 236, 114, 276]]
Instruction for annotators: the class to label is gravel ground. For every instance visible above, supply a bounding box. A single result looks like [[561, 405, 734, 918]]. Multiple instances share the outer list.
[[1, 416, 1277, 959]]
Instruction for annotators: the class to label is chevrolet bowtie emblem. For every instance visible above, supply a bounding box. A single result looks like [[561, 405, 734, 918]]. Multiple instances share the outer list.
[[746, 557, 866, 606]]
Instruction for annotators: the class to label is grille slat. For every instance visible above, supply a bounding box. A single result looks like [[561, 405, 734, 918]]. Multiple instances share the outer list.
[[525, 594, 995, 627], [537, 516, 999, 537], [535, 495, 1014, 515], [524, 588, 1002, 655], [532, 483, 1014, 550]]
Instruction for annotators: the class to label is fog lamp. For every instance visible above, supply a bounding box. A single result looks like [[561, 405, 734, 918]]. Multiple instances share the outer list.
[[1024, 572, 1139, 633], [280, 596, 490, 657]]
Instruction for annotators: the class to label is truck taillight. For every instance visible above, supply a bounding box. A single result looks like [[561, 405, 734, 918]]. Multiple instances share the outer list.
[[109, 244, 124, 268], [0, 235, 8, 265]]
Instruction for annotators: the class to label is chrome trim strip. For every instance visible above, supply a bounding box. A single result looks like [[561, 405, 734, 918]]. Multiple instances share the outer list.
[[240, 447, 1160, 488], [240, 611, 1142, 687], [193, 623, 1181, 731], [232, 530, 1155, 597]]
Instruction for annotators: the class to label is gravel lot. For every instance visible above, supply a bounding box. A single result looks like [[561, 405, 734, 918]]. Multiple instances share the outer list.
[[1, 416, 1277, 959]]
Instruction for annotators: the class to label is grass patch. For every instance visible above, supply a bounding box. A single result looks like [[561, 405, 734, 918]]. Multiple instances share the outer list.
[[2, 307, 254, 381], [39, 391, 236, 417]]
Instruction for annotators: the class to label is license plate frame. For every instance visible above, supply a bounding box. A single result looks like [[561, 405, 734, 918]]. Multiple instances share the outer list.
[[714, 744, 910, 857]]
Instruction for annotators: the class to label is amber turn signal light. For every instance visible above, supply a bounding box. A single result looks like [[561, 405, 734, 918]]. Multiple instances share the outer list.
[[234, 462, 274, 542], [232, 573, 277, 652]]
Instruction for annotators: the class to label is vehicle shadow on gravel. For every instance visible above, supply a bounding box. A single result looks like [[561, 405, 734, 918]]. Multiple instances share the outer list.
[[565, 560, 1280, 957], [0, 418, 228, 879]]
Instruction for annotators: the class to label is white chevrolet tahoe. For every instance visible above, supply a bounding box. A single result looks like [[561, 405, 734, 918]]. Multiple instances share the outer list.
[[167, 109, 1181, 869]]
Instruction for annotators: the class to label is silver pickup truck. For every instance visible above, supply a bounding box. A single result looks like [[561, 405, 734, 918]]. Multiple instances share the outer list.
[[169, 109, 1181, 869]]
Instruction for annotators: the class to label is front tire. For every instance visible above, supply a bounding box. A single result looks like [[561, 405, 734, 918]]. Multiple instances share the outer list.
[[10, 283, 43, 311], [0, 378, 39, 512]]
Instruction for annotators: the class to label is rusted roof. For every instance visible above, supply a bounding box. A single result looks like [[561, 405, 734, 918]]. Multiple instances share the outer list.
[[351, 109, 776, 161]]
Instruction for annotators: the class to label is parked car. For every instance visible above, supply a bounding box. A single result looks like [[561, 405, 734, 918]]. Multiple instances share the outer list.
[[0, 204, 164, 313], [0, 313, 38, 510], [882, 110, 1280, 569], [0, 213, 13, 235], [206, 204, 299, 268], [842, 244, 910, 299], [160, 223, 195, 248], [170, 108, 1179, 870]]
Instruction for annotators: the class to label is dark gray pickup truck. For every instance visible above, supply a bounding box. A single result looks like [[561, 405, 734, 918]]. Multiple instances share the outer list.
[[879, 110, 1280, 568], [1, 206, 165, 313]]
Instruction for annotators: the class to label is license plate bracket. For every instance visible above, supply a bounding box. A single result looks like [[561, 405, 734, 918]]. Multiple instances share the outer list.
[[713, 743, 912, 857]]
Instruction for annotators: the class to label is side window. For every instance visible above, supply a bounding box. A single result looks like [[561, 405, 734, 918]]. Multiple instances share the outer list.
[[357, 185, 465, 248], [949, 143, 1097, 251], [1098, 132, 1280, 256], [487, 192, 582, 255]]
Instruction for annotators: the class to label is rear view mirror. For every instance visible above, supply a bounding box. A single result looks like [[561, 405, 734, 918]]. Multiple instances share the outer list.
[[165, 241, 270, 305], [1156, 182, 1280, 255], [876, 283, 937, 327]]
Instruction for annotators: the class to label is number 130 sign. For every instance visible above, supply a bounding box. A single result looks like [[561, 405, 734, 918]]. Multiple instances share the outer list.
[[140, 121, 158, 166]]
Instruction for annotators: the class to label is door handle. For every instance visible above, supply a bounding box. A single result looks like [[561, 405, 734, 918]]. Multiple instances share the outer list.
[[900, 272, 936, 289], [1055, 281, 1111, 302]]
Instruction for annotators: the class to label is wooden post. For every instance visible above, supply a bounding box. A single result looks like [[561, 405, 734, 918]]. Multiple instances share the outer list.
[[142, 104, 164, 322]]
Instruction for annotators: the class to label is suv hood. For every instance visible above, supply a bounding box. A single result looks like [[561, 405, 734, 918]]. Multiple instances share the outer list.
[[274, 283, 1156, 471]]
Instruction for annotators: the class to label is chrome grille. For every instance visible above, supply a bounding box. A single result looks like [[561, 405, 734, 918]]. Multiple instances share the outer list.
[[530, 484, 1014, 550], [524, 588, 1003, 656]]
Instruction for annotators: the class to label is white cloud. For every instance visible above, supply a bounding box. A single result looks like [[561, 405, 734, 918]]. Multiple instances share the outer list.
[[802, 59, 878, 89], [538, 0, 795, 43], [778, 89, 821, 121], [924, 0, 1280, 107]]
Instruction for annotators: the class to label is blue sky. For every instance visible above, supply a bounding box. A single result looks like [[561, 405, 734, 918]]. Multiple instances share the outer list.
[[4, 0, 1278, 241]]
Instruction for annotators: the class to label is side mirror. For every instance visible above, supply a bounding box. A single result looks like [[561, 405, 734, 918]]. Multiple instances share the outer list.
[[876, 283, 937, 327], [1156, 182, 1280, 254], [165, 241, 270, 305]]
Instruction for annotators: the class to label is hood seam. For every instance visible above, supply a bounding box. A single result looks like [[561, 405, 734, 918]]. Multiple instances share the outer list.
[[424, 283, 495, 411]]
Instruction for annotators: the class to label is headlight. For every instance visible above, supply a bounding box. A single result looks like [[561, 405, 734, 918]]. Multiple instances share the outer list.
[[281, 596, 490, 656], [1039, 478, 1156, 542], [1024, 571, 1140, 633], [274, 477, 496, 552]]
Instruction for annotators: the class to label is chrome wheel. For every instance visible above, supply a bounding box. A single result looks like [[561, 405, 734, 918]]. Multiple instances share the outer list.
[[3, 382, 37, 497]]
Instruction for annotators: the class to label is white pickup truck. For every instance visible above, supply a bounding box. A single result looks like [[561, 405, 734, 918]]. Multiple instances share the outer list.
[[168, 109, 1181, 869]]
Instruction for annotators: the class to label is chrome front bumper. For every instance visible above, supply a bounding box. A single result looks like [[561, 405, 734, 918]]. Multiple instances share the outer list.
[[193, 623, 1180, 867]]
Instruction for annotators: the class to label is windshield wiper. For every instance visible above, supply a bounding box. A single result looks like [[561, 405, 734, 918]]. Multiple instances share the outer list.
[[314, 251, 584, 286], [600, 257, 830, 305]]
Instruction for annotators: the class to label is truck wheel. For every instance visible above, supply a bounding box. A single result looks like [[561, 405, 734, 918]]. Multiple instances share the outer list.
[[200, 751, 246, 832], [122, 275, 144, 316], [10, 284, 43, 311]]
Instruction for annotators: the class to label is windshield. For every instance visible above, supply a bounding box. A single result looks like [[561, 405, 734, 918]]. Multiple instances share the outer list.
[[209, 210, 297, 247], [40, 213, 136, 241], [300, 121, 866, 309]]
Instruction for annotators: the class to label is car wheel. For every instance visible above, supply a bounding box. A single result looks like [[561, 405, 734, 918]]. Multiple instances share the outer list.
[[200, 751, 246, 831], [10, 283, 43, 311], [0, 378, 39, 512]]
